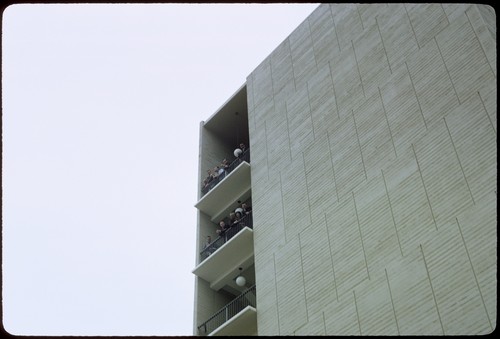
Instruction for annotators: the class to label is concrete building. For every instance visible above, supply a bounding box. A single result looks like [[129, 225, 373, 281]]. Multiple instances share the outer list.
[[192, 3, 496, 335]]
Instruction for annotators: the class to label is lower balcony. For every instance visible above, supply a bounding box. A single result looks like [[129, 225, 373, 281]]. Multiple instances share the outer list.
[[192, 219, 254, 291], [198, 285, 257, 336]]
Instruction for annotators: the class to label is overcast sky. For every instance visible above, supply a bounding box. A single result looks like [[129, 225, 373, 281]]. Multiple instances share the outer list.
[[2, 3, 319, 336]]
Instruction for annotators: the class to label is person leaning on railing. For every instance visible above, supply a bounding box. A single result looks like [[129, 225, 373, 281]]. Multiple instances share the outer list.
[[241, 203, 252, 215], [202, 169, 214, 190], [228, 212, 238, 227], [220, 158, 229, 176], [216, 220, 229, 237], [203, 235, 215, 256]]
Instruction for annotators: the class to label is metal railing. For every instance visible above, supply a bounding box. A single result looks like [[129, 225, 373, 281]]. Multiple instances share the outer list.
[[201, 149, 250, 195], [197, 284, 257, 336], [200, 213, 253, 262]]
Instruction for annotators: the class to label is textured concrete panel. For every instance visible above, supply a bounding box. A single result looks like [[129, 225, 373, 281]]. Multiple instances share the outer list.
[[299, 218, 337, 317], [324, 292, 360, 335], [270, 38, 295, 105], [379, 64, 427, 155], [353, 91, 397, 179], [353, 174, 402, 277], [436, 13, 494, 104], [289, 18, 317, 89], [421, 220, 492, 334], [412, 120, 474, 227], [353, 21, 391, 98], [406, 39, 460, 127], [330, 44, 364, 118], [357, 3, 389, 28], [265, 101, 292, 177], [406, 3, 449, 49], [286, 87, 315, 158], [382, 148, 437, 256], [385, 249, 443, 334], [254, 257, 280, 335], [354, 273, 398, 335], [307, 62, 339, 139], [242, 3, 496, 336], [308, 4, 340, 70], [303, 134, 338, 223], [294, 311, 326, 335], [467, 5, 496, 77], [330, 4, 364, 51], [274, 236, 308, 334], [252, 175, 285, 263], [328, 113, 366, 201], [378, 4, 419, 72], [325, 195, 369, 298], [281, 154, 311, 241], [455, 192, 497, 329], [250, 58, 273, 110], [444, 93, 497, 203]]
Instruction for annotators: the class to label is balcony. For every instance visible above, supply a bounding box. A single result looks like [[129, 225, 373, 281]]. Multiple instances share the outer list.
[[196, 150, 251, 223], [200, 213, 253, 261], [193, 215, 254, 291], [198, 285, 257, 336]]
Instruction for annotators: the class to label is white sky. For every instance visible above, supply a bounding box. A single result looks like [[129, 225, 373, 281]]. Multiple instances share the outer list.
[[2, 3, 319, 336]]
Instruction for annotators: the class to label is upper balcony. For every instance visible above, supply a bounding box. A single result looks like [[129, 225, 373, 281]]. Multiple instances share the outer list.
[[196, 150, 251, 223], [193, 214, 254, 292]]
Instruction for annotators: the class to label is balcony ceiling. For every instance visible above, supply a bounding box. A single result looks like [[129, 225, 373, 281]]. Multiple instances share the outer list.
[[203, 84, 249, 147]]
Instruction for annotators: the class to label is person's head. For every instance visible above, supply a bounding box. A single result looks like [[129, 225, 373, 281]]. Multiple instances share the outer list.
[[219, 220, 225, 228], [229, 212, 236, 220], [240, 143, 245, 149], [235, 211, 242, 219], [206, 235, 211, 242], [242, 203, 247, 209]]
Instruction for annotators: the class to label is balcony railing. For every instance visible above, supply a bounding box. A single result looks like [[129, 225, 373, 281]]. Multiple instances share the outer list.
[[197, 284, 257, 336], [200, 213, 253, 262], [201, 149, 250, 195]]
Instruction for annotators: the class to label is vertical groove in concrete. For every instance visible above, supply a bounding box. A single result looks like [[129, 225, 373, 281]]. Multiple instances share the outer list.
[[455, 218, 493, 331], [411, 144, 438, 231], [419, 245, 445, 334], [381, 169, 404, 257], [435, 37, 461, 105], [352, 192, 370, 280], [324, 213, 339, 302], [385, 268, 401, 335], [443, 117, 476, 205], [351, 109, 368, 180], [378, 87, 398, 158], [478, 91, 496, 137], [273, 253, 281, 335], [405, 61, 428, 130], [353, 290, 362, 335]]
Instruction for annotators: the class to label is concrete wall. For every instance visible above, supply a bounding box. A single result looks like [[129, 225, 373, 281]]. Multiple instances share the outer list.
[[247, 3, 496, 335]]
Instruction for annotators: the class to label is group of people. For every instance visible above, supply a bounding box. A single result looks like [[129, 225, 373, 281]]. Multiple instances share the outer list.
[[215, 202, 252, 236], [202, 159, 230, 191], [201, 143, 248, 192], [203, 202, 252, 255]]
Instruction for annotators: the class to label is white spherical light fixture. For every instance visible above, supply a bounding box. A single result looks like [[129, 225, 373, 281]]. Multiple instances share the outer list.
[[234, 148, 242, 157], [236, 276, 246, 287]]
